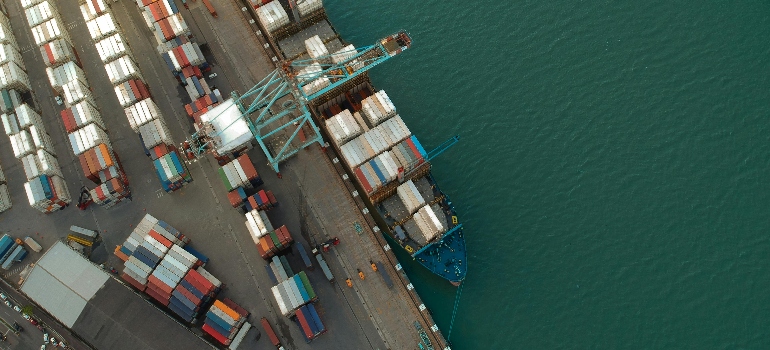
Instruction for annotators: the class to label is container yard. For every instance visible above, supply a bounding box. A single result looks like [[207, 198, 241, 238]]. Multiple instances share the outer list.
[[0, 0, 456, 349]]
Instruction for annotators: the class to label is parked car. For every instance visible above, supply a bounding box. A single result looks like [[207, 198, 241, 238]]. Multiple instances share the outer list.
[[0, 293, 7, 300], [54, 96, 63, 106], [43, 332, 48, 343], [13, 322, 22, 332], [13, 305, 20, 313], [4, 300, 11, 307]]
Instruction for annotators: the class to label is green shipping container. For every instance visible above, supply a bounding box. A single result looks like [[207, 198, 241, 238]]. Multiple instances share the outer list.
[[298, 271, 316, 300], [218, 167, 233, 191], [269, 231, 281, 249]]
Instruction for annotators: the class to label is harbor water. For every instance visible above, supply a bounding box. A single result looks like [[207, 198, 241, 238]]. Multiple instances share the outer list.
[[326, 1, 770, 349]]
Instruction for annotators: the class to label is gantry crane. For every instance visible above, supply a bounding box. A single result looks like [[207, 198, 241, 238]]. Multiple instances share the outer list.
[[187, 31, 414, 173]]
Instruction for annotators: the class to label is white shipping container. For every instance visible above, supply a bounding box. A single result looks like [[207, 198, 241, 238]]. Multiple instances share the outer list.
[[15, 104, 42, 129], [304, 35, 328, 62], [256, 1, 289, 33], [46, 61, 87, 91], [0, 184, 10, 212], [0, 162, 5, 184], [125, 98, 161, 131], [31, 18, 67, 46], [28, 125, 55, 153], [61, 80, 90, 105], [86, 13, 117, 40], [397, 180, 426, 214], [95, 34, 128, 62], [104, 56, 140, 84], [297, 63, 329, 96], [0, 44, 24, 69], [0, 62, 31, 92], [70, 100, 105, 131], [9, 130, 34, 158], [1, 113, 19, 135], [167, 13, 189, 37], [20, 0, 43, 9], [68, 123, 109, 155], [138, 119, 172, 149], [297, 0, 323, 16], [0, 23, 17, 48], [271, 285, 289, 316], [26, 2, 57, 27], [80, 0, 108, 21]]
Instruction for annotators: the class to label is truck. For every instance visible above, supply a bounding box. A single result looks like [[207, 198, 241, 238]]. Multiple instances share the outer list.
[[260, 317, 281, 348], [295, 243, 313, 270], [1, 245, 27, 269], [314, 251, 334, 283], [23, 237, 41, 252], [70, 225, 98, 238]]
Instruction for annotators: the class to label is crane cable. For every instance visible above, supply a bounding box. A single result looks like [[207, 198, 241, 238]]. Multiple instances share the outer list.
[[447, 280, 465, 341]]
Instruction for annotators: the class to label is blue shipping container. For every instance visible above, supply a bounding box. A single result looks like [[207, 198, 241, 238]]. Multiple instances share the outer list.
[[207, 308, 236, 328], [183, 245, 208, 264], [293, 275, 310, 302], [410, 135, 428, 157], [161, 53, 175, 72], [264, 264, 277, 284], [0, 236, 14, 257], [300, 306, 319, 336], [204, 317, 232, 338], [296, 244, 313, 269], [180, 279, 205, 299], [306, 303, 325, 333], [172, 290, 198, 311]]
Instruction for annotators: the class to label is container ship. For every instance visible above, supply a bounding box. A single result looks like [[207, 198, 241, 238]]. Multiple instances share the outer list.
[[243, 0, 467, 286]]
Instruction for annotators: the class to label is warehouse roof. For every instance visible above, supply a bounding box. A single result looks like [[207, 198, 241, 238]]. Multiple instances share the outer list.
[[21, 241, 109, 327], [21, 242, 212, 350]]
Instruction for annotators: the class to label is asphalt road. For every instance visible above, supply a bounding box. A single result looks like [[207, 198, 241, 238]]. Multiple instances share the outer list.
[[0, 284, 75, 350]]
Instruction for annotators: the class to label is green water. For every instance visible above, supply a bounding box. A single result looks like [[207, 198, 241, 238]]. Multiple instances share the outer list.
[[325, 1, 770, 349]]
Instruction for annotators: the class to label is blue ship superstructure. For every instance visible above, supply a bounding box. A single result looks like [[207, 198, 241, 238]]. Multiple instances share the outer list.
[[378, 174, 467, 285]]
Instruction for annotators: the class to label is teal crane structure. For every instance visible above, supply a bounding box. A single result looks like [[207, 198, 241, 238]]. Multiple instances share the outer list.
[[188, 31, 414, 173]]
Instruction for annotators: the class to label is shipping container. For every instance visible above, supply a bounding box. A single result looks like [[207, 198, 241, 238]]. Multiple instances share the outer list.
[[316, 253, 334, 282], [138, 118, 172, 149], [260, 317, 281, 346], [86, 13, 117, 40], [80, 0, 108, 21], [25, 2, 58, 28], [125, 98, 161, 131], [95, 33, 128, 63], [0, 61, 30, 92], [104, 55, 141, 84], [0, 44, 24, 70], [0, 89, 23, 114], [256, 1, 289, 33], [30, 18, 68, 46]]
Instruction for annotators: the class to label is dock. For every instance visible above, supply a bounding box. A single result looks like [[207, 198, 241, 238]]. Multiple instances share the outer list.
[[0, 0, 450, 349]]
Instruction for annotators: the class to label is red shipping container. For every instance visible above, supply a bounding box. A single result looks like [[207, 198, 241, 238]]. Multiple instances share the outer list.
[[147, 276, 174, 295], [145, 284, 171, 305], [222, 298, 249, 317], [261, 318, 281, 346], [128, 79, 141, 99], [121, 273, 146, 291], [404, 138, 423, 161], [355, 168, 372, 193], [140, 0, 156, 6], [183, 272, 210, 295], [227, 191, 242, 208], [266, 190, 278, 205], [159, 19, 174, 40], [187, 268, 214, 293], [236, 154, 258, 180], [175, 284, 201, 305], [295, 307, 314, 339], [258, 190, 269, 206], [43, 44, 54, 65], [184, 104, 193, 117], [193, 65, 202, 77], [149, 2, 164, 21], [247, 195, 258, 210], [202, 324, 230, 345], [147, 230, 172, 248]]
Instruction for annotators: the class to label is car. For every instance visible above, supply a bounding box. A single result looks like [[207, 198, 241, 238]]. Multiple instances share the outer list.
[[12, 322, 22, 332], [0, 292, 7, 301], [54, 96, 63, 106], [43, 332, 48, 343], [208, 73, 218, 79], [50, 337, 56, 345], [29, 318, 38, 326], [22, 313, 29, 320], [13, 305, 20, 313], [40, 345, 45, 350], [4, 300, 10, 307], [59, 341, 65, 347]]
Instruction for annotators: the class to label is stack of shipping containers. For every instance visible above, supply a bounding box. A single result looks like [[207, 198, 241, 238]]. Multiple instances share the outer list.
[[395, 180, 446, 245], [0, 163, 9, 212], [79, 0, 191, 193], [202, 299, 252, 346], [0, 234, 27, 270], [130, 0, 223, 128], [115, 214, 255, 345], [0, 5, 71, 213], [22, 0, 131, 209], [269, 269, 325, 340]]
